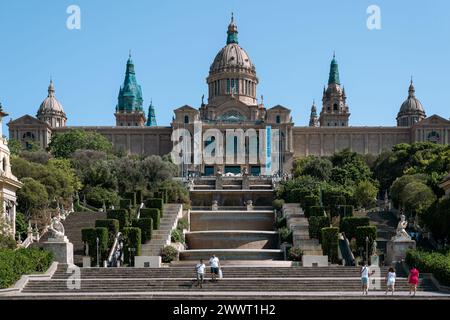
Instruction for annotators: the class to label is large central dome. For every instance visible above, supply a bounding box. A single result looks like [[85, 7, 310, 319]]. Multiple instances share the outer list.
[[206, 14, 259, 106]]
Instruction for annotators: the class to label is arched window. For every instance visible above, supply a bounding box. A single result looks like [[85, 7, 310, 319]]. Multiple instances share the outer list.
[[184, 115, 189, 124], [333, 103, 338, 111]]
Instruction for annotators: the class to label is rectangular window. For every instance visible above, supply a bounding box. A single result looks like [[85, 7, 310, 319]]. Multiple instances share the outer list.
[[227, 79, 231, 94], [235, 78, 239, 94]]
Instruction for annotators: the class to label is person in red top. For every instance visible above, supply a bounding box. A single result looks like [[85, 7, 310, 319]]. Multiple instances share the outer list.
[[407, 266, 419, 296]]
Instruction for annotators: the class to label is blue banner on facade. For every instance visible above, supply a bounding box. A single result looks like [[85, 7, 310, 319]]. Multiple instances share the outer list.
[[266, 126, 272, 174]]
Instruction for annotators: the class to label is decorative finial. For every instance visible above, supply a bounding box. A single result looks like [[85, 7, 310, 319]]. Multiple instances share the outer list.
[[261, 94, 264, 103], [410, 75, 413, 85], [333, 50, 335, 59], [231, 12, 234, 22], [201, 94, 205, 105], [129, 49, 132, 58]]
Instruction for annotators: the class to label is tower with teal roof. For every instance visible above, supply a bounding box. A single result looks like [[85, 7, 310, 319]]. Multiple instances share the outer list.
[[146, 100, 157, 126], [319, 53, 350, 127], [115, 53, 146, 126]]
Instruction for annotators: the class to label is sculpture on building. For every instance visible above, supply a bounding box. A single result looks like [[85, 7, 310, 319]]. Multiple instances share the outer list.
[[392, 214, 411, 241]]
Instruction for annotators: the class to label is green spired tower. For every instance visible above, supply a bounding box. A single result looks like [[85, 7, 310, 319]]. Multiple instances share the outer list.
[[115, 53, 146, 126], [146, 100, 157, 126]]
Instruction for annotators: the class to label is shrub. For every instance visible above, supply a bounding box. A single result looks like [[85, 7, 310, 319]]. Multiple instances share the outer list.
[[95, 219, 120, 246], [405, 250, 450, 286], [171, 229, 184, 243], [321, 227, 339, 263], [119, 199, 132, 210], [308, 216, 330, 242], [275, 217, 287, 229], [0, 248, 53, 288], [140, 208, 160, 229], [355, 226, 377, 256], [122, 227, 142, 266], [272, 199, 285, 211], [85, 186, 119, 208], [161, 245, 178, 263], [278, 227, 293, 244], [340, 217, 369, 240], [132, 218, 153, 243], [338, 205, 354, 218], [146, 198, 164, 217], [107, 209, 130, 230], [177, 217, 189, 231], [81, 227, 109, 265], [288, 247, 303, 261]]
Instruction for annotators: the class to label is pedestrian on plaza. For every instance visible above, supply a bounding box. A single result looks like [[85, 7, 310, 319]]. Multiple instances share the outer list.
[[360, 261, 370, 295], [209, 254, 220, 282], [385, 267, 396, 295], [408, 266, 419, 296], [195, 259, 206, 288]]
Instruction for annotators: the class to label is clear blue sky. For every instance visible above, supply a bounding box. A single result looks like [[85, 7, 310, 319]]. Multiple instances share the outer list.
[[1, 0, 449, 135]]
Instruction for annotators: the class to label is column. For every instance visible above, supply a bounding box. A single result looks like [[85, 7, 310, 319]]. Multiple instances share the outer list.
[[141, 134, 145, 155], [305, 134, 309, 156], [320, 133, 324, 156], [364, 133, 369, 154], [378, 133, 382, 154]]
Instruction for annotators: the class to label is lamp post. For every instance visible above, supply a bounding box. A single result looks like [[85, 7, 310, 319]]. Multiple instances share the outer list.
[[365, 236, 369, 265], [128, 247, 136, 267], [96, 237, 99, 267]]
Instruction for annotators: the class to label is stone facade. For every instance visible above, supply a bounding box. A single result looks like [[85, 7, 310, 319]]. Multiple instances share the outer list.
[[0, 104, 23, 237], [7, 16, 450, 175]]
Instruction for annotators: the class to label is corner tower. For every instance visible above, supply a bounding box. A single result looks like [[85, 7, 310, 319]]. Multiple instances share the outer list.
[[146, 100, 157, 126], [319, 54, 350, 127], [115, 54, 146, 126]]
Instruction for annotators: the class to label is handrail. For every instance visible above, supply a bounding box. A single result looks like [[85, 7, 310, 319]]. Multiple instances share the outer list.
[[107, 232, 123, 267], [339, 232, 356, 266]]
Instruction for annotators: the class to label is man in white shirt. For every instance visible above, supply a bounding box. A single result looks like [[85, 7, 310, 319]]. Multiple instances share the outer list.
[[195, 259, 206, 288], [209, 254, 220, 282]]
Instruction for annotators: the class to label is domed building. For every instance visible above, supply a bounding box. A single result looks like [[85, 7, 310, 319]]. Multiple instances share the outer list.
[[36, 79, 67, 128], [397, 79, 426, 127], [7, 14, 450, 173]]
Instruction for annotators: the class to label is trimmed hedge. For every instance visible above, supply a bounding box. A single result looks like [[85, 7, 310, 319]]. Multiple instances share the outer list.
[[120, 199, 132, 210], [338, 205, 354, 218], [146, 198, 164, 217], [132, 218, 153, 243], [0, 248, 53, 289], [140, 208, 160, 229], [306, 206, 326, 218], [123, 192, 136, 207], [136, 189, 144, 205], [161, 245, 178, 263], [81, 227, 109, 265], [95, 219, 120, 247], [355, 226, 377, 257], [308, 216, 330, 243], [107, 209, 130, 230], [321, 227, 339, 263], [340, 217, 370, 240], [304, 195, 320, 208], [122, 227, 142, 266], [405, 250, 450, 287], [288, 247, 303, 261]]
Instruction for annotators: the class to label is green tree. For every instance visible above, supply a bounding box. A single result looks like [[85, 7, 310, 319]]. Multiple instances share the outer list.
[[49, 129, 113, 158], [293, 156, 333, 180], [401, 181, 436, 216], [390, 174, 428, 209], [16, 178, 48, 217], [7, 139, 23, 156], [354, 180, 378, 209]]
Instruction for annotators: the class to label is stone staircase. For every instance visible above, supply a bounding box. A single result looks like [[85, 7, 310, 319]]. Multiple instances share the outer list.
[[16, 264, 440, 298], [141, 204, 182, 256], [34, 211, 106, 266], [284, 204, 323, 256]]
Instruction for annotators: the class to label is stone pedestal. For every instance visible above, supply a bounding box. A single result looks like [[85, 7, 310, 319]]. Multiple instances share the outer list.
[[370, 255, 379, 267], [82, 256, 91, 268], [386, 240, 416, 265], [135, 256, 161, 268], [42, 239, 74, 265]]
